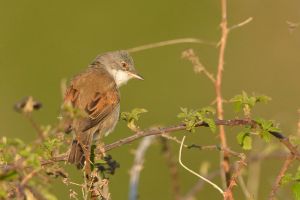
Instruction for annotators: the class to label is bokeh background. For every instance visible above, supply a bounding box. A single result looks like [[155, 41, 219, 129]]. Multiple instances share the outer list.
[[1, 0, 300, 199]]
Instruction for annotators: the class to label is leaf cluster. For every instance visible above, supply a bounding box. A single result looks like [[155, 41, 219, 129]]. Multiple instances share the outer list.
[[231, 91, 271, 116], [236, 118, 281, 150], [121, 108, 148, 131], [177, 107, 216, 133]]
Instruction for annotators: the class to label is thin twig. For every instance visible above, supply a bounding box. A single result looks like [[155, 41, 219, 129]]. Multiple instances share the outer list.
[[20, 168, 41, 186], [182, 49, 216, 83], [161, 133, 188, 147], [179, 136, 224, 196], [269, 154, 296, 200], [187, 144, 243, 159], [224, 156, 247, 200], [126, 38, 215, 53], [229, 17, 253, 31]]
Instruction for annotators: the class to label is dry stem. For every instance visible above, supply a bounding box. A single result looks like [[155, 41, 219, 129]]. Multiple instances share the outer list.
[[216, 0, 230, 190], [269, 154, 296, 200], [28, 118, 300, 167], [126, 38, 215, 53]]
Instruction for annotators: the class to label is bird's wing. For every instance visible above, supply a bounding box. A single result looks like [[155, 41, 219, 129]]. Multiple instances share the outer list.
[[64, 68, 119, 132]]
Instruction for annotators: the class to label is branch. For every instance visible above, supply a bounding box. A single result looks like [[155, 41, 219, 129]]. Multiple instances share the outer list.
[[229, 17, 253, 31], [126, 38, 215, 53], [182, 49, 216, 83], [269, 154, 296, 200], [104, 119, 300, 161], [217, 0, 230, 190], [2, 119, 299, 171], [224, 155, 247, 200]]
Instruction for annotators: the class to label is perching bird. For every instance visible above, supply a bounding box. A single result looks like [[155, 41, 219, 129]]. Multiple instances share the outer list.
[[63, 50, 143, 168]]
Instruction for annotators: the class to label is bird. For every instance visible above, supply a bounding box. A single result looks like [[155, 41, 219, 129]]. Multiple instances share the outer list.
[[62, 50, 143, 169]]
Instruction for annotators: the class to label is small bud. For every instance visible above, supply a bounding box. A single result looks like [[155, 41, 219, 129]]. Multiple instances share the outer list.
[[14, 96, 42, 113]]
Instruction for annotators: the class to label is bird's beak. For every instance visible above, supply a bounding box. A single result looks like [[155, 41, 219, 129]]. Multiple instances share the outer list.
[[128, 71, 144, 80]]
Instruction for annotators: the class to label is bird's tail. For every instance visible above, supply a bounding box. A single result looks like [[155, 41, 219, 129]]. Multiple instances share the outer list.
[[68, 132, 93, 169]]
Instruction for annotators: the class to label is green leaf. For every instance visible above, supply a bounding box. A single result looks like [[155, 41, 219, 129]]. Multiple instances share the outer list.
[[248, 96, 256, 107], [94, 159, 106, 164], [127, 120, 137, 131], [243, 136, 252, 150], [177, 107, 215, 133], [236, 131, 252, 150], [200, 106, 216, 115], [177, 112, 187, 118], [131, 108, 148, 119], [180, 107, 188, 114], [254, 118, 280, 143], [0, 187, 7, 198], [292, 183, 300, 200], [281, 173, 293, 185], [0, 170, 18, 181], [230, 92, 271, 114], [121, 108, 147, 122], [19, 147, 32, 157], [261, 130, 271, 143], [234, 101, 243, 112], [121, 108, 147, 131], [237, 132, 245, 145], [204, 118, 216, 133], [43, 138, 60, 152], [262, 121, 273, 130], [256, 95, 271, 103], [268, 126, 281, 133], [294, 170, 300, 181]]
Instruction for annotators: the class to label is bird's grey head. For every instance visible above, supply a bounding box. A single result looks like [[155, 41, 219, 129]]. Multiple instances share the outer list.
[[92, 50, 143, 87]]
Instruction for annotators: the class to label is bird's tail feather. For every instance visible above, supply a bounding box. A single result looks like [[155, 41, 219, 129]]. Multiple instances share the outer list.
[[68, 132, 93, 169]]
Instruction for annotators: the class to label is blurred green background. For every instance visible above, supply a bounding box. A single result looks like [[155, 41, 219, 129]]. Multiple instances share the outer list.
[[1, 0, 300, 199]]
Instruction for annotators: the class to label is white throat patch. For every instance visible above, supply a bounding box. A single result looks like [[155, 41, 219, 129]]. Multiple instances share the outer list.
[[108, 69, 132, 87]]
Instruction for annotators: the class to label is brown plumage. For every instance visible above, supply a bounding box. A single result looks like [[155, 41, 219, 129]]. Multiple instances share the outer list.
[[64, 67, 120, 168], [62, 50, 143, 169]]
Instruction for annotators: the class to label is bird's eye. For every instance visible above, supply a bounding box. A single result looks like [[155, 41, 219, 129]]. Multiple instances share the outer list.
[[121, 61, 129, 70]]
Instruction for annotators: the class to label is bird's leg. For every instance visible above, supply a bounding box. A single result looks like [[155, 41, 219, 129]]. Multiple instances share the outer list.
[[76, 135, 92, 178]]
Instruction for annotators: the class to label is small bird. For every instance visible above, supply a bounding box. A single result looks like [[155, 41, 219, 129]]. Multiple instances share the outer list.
[[63, 50, 143, 168]]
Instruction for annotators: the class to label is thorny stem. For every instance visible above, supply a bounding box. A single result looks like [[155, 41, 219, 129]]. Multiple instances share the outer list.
[[224, 156, 247, 200], [269, 154, 296, 200], [217, 0, 230, 191], [32, 118, 300, 167]]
